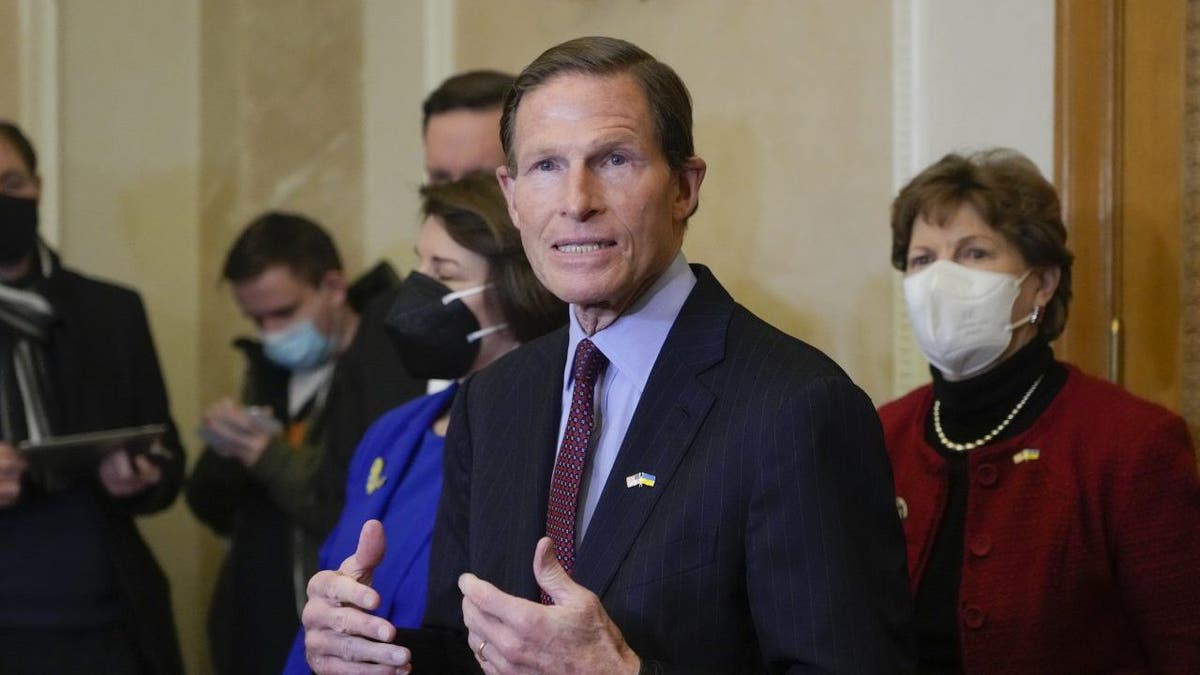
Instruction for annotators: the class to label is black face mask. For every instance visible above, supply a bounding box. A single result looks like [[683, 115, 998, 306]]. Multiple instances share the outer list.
[[385, 271, 483, 380], [0, 194, 39, 265]]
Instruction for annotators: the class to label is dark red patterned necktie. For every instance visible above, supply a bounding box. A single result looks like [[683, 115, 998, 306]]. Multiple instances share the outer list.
[[541, 338, 608, 605]]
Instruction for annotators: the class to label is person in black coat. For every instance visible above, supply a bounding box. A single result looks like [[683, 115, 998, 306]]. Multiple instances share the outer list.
[[187, 212, 425, 674], [0, 121, 186, 674]]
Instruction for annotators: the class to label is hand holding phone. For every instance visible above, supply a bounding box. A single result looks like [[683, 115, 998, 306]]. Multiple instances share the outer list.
[[244, 406, 283, 436], [199, 399, 280, 465]]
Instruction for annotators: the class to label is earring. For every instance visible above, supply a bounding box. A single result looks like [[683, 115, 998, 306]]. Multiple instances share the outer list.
[[1030, 305, 1042, 325]]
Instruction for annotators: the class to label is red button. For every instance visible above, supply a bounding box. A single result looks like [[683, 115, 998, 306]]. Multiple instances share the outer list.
[[969, 534, 992, 557], [962, 605, 986, 629], [976, 463, 998, 487]]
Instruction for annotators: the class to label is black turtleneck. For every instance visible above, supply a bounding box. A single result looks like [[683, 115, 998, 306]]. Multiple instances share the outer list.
[[912, 337, 1067, 673]]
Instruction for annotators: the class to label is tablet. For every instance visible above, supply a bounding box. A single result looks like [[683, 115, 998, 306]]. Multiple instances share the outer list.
[[17, 424, 168, 465]]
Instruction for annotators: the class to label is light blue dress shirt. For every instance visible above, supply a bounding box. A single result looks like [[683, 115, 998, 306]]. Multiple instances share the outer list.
[[556, 251, 697, 544]]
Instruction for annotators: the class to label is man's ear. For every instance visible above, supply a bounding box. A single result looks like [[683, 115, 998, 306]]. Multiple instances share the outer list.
[[319, 269, 349, 305], [496, 164, 522, 231], [673, 156, 707, 222]]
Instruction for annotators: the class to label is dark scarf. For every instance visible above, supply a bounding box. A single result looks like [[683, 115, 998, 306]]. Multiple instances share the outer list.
[[0, 243, 61, 446]]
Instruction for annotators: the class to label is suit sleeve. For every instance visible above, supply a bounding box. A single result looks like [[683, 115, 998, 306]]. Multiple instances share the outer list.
[[744, 375, 913, 674], [423, 376, 475, 631], [108, 292, 185, 515], [1108, 414, 1200, 670]]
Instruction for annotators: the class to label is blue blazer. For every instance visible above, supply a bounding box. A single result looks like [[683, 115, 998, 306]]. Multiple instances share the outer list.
[[282, 384, 457, 674], [421, 266, 913, 673]]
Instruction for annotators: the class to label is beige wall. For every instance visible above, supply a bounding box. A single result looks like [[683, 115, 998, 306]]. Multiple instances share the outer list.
[[199, 0, 366, 413], [456, 0, 895, 401], [0, 0, 19, 120], [56, 1, 210, 672], [52, 2, 372, 671], [362, 1, 430, 274], [8, 3, 1056, 673]]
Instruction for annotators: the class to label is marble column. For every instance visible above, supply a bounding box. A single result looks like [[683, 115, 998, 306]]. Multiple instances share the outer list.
[[199, 0, 365, 406]]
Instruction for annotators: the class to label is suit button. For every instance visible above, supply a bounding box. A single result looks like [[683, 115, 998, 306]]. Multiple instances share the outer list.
[[962, 605, 986, 629], [969, 534, 992, 557], [976, 463, 998, 487]]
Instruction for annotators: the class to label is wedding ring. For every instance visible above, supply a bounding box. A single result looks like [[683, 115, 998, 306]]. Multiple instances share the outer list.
[[476, 639, 488, 663]]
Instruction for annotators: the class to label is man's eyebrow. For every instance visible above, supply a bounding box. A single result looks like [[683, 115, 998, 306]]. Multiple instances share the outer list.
[[520, 134, 641, 161]]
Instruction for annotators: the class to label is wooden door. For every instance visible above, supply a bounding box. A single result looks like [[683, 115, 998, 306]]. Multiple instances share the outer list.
[[1055, 0, 1188, 416]]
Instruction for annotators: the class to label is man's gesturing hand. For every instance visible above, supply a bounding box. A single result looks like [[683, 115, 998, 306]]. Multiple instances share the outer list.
[[458, 536, 640, 675], [303, 519, 412, 675]]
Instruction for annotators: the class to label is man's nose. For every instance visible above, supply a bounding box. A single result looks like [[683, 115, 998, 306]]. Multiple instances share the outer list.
[[260, 317, 291, 334], [562, 166, 602, 222]]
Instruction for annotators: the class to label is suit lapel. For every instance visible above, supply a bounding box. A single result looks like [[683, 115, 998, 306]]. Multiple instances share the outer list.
[[485, 329, 567, 600], [38, 266, 86, 432], [574, 266, 732, 597]]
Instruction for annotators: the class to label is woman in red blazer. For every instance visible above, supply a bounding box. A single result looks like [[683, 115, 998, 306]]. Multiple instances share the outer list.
[[880, 148, 1200, 674]]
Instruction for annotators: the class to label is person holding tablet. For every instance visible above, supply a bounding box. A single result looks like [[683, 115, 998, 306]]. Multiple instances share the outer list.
[[0, 120, 186, 674]]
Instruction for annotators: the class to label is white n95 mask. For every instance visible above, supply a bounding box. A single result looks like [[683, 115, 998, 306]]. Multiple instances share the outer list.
[[903, 260, 1035, 381]]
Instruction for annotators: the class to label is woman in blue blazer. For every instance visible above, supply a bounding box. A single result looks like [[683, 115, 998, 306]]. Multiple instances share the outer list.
[[282, 173, 565, 673]]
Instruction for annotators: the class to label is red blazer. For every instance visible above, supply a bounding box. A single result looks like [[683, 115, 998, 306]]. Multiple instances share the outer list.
[[880, 364, 1200, 674]]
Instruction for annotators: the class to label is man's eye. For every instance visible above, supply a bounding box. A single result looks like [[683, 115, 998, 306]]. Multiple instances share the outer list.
[[908, 254, 931, 268], [608, 153, 627, 166], [0, 174, 29, 194], [534, 159, 556, 172]]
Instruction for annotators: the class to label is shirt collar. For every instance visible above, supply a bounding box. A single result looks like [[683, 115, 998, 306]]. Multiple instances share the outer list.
[[564, 251, 697, 394]]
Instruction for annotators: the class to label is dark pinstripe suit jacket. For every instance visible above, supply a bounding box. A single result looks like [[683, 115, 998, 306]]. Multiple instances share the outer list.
[[422, 265, 913, 674]]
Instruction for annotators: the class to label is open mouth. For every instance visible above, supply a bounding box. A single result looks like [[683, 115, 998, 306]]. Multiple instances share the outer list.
[[554, 240, 616, 254]]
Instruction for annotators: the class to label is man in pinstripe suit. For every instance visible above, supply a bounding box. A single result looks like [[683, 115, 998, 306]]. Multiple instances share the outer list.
[[302, 36, 913, 674]]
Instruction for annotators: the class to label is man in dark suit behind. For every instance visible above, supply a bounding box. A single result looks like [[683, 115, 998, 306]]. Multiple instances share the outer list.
[[302, 36, 913, 674]]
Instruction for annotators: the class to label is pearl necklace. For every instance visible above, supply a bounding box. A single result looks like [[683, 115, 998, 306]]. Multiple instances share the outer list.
[[933, 374, 1044, 452]]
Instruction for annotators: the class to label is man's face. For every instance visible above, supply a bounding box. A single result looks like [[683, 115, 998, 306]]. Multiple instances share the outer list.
[[0, 139, 40, 200], [424, 107, 505, 184], [232, 264, 344, 338], [498, 72, 704, 313]]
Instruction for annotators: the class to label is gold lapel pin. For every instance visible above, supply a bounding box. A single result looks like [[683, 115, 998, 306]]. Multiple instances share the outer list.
[[366, 457, 387, 495], [1012, 448, 1041, 465]]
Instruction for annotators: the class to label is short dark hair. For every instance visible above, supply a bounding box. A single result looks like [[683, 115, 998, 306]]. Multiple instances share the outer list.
[[500, 36, 694, 172], [420, 173, 566, 342], [890, 148, 1074, 341], [422, 70, 515, 130], [222, 212, 342, 287], [0, 121, 39, 176]]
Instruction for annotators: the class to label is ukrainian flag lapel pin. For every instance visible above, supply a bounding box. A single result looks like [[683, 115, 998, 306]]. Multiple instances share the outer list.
[[1012, 448, 1040, 465], [366, 457, 387, 495], [625, 471, 657, 488]]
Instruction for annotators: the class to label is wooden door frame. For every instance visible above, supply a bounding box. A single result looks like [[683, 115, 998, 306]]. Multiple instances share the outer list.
[[1055, 0, 1122, 384], [1055, 0, 1187, 414]]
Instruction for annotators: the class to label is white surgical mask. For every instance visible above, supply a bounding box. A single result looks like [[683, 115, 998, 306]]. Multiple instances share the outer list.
[[903, 260, 1036, 381]]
